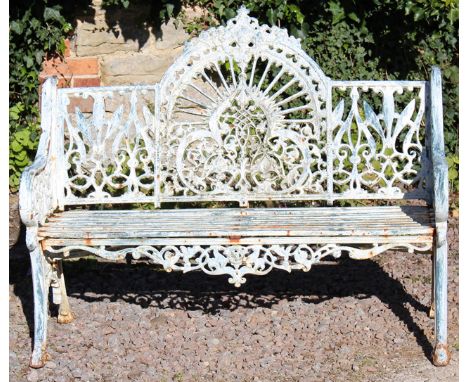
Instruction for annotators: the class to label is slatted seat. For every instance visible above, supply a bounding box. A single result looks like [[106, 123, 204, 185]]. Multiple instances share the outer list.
[[20, 7, 451, 368], [40, 206, 434, 245]]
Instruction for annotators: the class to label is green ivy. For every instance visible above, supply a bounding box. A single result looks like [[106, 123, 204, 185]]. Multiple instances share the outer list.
[[9, 1, 72, 191]]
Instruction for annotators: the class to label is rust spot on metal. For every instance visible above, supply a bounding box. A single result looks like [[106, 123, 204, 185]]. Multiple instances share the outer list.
[[40, 240, 47, 252], [84, 238, 93, 246], [432, 343, 451, 366], [286, 230, 291, 236], [428, 302, 435, 319], [261, 225, 282, 229], [57, 312, 75, 324], [228, 235, 241, 244]]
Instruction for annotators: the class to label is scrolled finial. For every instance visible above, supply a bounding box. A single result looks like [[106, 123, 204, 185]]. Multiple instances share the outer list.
[[237, 6, 250, 16]]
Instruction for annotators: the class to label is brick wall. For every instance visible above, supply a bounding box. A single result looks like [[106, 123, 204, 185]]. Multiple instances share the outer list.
[[39, 39, 101, 88], [38, 2, 205, 90]]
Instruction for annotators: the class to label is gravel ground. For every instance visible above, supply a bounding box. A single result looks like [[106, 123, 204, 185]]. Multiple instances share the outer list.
[[9, 217, 458, 382]]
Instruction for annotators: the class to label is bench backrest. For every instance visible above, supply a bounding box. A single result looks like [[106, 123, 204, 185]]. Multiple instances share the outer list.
[[50, 7, 434, 208]]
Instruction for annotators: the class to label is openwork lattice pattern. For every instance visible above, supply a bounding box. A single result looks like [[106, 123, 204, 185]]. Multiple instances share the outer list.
[[330, 83, 429, 198], [60, 87, 156, 203], [159, 7, 328, 202], [54, 8, 431, 205], [47, 242, 432, 287]]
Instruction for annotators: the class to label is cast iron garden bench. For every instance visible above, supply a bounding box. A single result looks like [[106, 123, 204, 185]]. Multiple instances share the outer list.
[[20, 7, 450, 368]]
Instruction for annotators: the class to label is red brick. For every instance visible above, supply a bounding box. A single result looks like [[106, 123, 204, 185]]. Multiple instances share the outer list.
[[42, 58, 70, 76], [41, 57, 99, 77], [72, 76, 101, 88], [66, 57, 99, 75], [57, 77, 72, 88]]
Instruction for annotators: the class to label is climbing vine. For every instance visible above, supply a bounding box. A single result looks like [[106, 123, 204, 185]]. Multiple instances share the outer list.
[[9, 1, 72, 191]]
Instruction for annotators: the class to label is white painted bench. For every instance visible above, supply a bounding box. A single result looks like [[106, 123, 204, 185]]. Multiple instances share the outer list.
[[20, 7, 450, 368]]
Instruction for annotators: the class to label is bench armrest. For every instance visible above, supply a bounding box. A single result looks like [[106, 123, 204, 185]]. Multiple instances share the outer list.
[[19, 153, 55, 227], [429, 67, 449, 224], [19, 77, 59, 227], [432, 152, 449, 223]]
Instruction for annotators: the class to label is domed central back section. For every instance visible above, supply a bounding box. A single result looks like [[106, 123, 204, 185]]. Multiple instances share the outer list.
[[159, 7, 329, 202]]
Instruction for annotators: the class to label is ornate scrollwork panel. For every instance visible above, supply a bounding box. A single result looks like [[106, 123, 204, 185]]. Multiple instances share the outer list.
[[331, 83, 430, 198], [55, 8, 432, 206], [159, 7, 329, 201], [46, 242, 431, 287], [60, 87, 156, 202]]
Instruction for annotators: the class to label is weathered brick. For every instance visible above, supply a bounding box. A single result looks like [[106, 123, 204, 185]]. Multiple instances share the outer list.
[[72, 76, 101, 87], [42, 58, 70, 76], [41, 56, 99, 79], [66, 57, 99, 75], [39, 54, 101, 90]]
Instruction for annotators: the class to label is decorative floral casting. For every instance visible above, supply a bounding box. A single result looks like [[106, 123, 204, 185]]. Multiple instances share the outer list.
[[159, 6, 328, 200], [57, 8, 430, 205], [331, 84, 429, 197], [61, 88, 156, 202], [46, 242, 432, 287]]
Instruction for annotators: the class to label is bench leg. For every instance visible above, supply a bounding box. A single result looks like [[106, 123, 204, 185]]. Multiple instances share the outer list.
[[429, 252, 435, 319], [55, 260, 74, 324], [27, 228, 52, 368], [432, 222, 451, 366]]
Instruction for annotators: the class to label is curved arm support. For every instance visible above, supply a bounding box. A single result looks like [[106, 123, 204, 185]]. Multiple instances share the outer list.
[[19, 77, 58, 227]]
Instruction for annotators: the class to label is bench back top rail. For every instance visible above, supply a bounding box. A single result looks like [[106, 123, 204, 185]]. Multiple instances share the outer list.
[[50, 7, 434, 208]]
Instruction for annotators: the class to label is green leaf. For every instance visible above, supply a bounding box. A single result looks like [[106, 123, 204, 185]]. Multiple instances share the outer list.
[[10, 21, 23, 34], [329, 1, 345, 24], [10, 140, 23, 153], [266, 8, 277, 25], [43, 7, 62, 23], [448, 8, 459, 24], [9, 174, 20, 189], [413, 8, 424, 21], [9, 104, 24, 120], [448, 168, 458, 181], [14, 150, 28, 161], [166, 3, 174, 18], [35, 50, 44, 65], [348, 12, 360, 23], [224, 8, 236, 19], [289, 4, 304, 24], [15, 155, 30, 167]]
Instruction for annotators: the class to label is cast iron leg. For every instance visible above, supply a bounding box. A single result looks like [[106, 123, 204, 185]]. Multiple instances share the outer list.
[[432, 222, 450, 366], [27, 228, 51, 368], [55, 260, 74, 324], [429, 251, 435, 319]]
